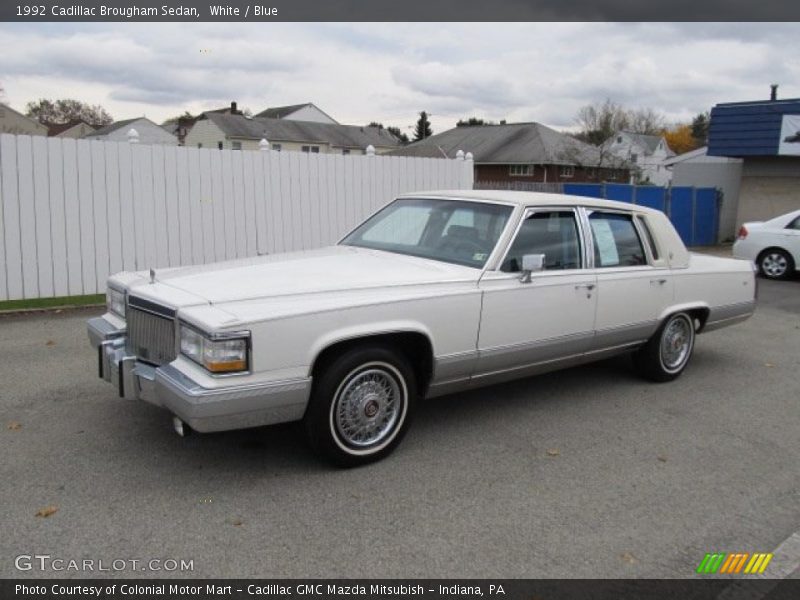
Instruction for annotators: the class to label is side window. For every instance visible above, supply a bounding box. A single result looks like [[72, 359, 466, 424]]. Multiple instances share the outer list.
[[589, 212, 646, 268], [636, 215, 659, 260], [786, 216, 800, 230], [501, 211, 581, 272]]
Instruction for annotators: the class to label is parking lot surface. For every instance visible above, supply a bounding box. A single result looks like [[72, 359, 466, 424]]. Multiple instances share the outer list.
[[1, 277, 798, 579]]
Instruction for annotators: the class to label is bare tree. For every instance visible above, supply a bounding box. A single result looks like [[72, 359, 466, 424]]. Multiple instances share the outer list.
[[574, 99, 631, 146], [628, 107, 666, 135], [574, 99, 667, 144]]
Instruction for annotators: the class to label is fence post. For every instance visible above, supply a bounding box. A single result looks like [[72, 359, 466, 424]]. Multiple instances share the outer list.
[[259, 138, 270, 151], [127, 128, 139, 144], [456, 149, 464, 161], [365, 144, 375, 157], [464, 152, 474, 190]]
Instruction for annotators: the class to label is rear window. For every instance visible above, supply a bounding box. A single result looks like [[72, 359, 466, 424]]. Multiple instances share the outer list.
[[588, 212, 646, 268]]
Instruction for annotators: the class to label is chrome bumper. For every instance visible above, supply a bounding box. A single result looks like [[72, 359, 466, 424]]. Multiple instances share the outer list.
[[87, 317, 310, 433]]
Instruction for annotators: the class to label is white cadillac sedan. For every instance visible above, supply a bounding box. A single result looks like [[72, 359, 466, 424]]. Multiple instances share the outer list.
[[733, 209, 800, 280], [88, 191, 756, 466]]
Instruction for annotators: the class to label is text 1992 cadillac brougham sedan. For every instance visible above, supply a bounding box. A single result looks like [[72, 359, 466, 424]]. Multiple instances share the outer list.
[[88, 191, 756, 465]]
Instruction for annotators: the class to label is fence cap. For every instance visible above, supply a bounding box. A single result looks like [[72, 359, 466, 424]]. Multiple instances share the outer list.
[[465, 151, 474, 161], [365, 144, 376, 156], [127, 128, 139, 143], [456, 149, 465, 160], [259, 138, 270, 150]]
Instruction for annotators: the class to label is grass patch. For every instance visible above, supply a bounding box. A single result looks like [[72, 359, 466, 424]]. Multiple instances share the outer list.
[[0, 294, 105, 312]]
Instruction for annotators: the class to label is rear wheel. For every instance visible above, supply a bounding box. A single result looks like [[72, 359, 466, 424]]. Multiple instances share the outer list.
[[758, 248, 793, 280], [634, 312, 696, 382], [304, 345, 415, 467]]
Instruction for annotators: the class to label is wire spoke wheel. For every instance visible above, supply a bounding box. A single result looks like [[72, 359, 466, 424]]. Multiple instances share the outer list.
[[659, 316, 693, 372], [332, 364, 405, 450]]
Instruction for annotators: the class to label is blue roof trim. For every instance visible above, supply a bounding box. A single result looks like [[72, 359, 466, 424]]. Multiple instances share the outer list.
[[708, 98, 800, 157]]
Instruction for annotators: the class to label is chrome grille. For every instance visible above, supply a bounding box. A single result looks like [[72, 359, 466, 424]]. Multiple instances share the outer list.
[[126, 305, 176, 365]]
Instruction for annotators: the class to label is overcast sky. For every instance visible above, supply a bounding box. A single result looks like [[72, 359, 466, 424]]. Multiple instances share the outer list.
[[1, 22, 798, 133]]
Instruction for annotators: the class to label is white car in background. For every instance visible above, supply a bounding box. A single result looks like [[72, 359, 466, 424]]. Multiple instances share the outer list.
[[733, 209, 800, 280]]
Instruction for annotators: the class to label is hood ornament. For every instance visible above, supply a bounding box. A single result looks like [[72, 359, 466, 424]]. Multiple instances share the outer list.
[[149, 268, 156, 284]]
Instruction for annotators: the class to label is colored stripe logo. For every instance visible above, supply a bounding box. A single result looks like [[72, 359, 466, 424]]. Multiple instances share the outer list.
[[696, 552, 773, 574]]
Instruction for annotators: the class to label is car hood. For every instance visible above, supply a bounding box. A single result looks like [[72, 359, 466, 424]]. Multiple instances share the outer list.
[[120, 246, 480, 308]]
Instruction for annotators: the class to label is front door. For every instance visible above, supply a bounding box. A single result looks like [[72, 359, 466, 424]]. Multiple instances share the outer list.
[[475, 208, 597, 383]]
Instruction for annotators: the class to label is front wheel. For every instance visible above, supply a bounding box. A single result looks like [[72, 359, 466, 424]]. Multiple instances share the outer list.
[[304, 345, 415, 467], [634, 312, 696, 382]]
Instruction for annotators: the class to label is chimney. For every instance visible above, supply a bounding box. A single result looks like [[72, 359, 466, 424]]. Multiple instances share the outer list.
[[770, 84, 778, 101], [231, 101, 238, 114]]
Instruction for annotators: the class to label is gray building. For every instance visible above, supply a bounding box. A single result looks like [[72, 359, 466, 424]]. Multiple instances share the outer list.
[[663, 147, 743, 242]]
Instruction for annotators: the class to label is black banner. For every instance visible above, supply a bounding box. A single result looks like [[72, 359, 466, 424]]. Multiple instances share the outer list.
[[3, 579, 800, 600], [2, 0, 800, 22]]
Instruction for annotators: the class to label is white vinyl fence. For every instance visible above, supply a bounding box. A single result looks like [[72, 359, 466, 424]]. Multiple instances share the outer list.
[[0, 134, 473, 301]]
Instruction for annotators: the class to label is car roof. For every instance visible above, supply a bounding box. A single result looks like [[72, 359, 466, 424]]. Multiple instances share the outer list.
[[398, 189, 662, 215]]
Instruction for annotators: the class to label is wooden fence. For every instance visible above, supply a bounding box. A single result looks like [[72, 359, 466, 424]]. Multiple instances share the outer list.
[[0, 134, 473, 301]]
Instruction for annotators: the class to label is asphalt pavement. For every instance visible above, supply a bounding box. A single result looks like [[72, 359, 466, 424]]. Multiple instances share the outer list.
[[1, 277, 798, 579]]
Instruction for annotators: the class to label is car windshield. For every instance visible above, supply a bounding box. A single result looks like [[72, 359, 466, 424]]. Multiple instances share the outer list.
[[341, 198, 513, 268]]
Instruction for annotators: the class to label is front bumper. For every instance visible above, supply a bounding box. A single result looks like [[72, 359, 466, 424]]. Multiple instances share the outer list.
[[87, 317, 310, 433]]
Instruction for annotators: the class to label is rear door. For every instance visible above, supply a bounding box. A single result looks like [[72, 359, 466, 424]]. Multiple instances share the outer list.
[[584, 209, 673, 353]]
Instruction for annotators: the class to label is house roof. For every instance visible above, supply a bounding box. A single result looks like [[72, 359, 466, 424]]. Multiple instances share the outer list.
[[616, 131, 671, 155], [45, 120, 97, 137], [203, 112, 400, 148], [256, 103, 312, 119], [708, 97, 800, 157], [0, 103, 47, 130], [389, 122, 627, 168], [254, 103, 338, 123], [85, 117, 141, 137]]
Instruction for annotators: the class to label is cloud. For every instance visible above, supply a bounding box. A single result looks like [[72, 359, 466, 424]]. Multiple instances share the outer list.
[[0, 22, 797, 132]]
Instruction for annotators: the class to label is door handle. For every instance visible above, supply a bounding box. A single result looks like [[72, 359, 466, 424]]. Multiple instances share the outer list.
[[650, 278, 667, 285], [575, 283, 596, 290]]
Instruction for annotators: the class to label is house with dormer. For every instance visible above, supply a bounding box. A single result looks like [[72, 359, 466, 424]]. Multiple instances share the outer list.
[[604, 131, 675, 185]]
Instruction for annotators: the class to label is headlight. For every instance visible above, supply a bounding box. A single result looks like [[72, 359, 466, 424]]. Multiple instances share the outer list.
[[107, 287, 126, 318], [180, 325, 249, 374]]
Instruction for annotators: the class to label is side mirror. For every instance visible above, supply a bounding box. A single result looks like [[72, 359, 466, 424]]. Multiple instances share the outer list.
[[520, 254, 545, 283]]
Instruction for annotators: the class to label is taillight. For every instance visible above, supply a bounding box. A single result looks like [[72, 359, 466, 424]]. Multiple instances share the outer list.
[[737, 225, 748, 240]]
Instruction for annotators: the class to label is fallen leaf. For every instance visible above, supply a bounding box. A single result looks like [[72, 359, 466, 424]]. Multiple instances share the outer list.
[[546, 448, 560, 457], [7, 421, 21, 431], [45, 340, 56, 347], [35, 506, 58, 518], [764, 363, 774, 368], [54, 309, 63, 314], [620, 552, 638, 564], [657, 454, 668, 463], [232, 519, 243, 527]]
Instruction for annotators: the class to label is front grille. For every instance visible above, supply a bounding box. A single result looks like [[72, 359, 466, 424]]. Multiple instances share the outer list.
[[126, 305, 177, 365]]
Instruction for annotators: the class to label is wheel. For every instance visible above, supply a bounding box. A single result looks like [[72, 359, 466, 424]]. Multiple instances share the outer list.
[[634, 312, 696, 382], [304, 345, 415, 467], [758, 248, 794, 280]]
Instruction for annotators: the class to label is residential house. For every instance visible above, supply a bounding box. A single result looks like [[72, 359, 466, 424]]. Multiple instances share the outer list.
[[46, 120, 98, 139], [390, 122, 629, 185], [707, 86, 800, 226], [256, 103, 338, 124], [603, 131, 675, 185], [0, 103, 48, 136], [184, 112, 400, 154], [84, 117, 178, 145], [662, 147, 743, 241]]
